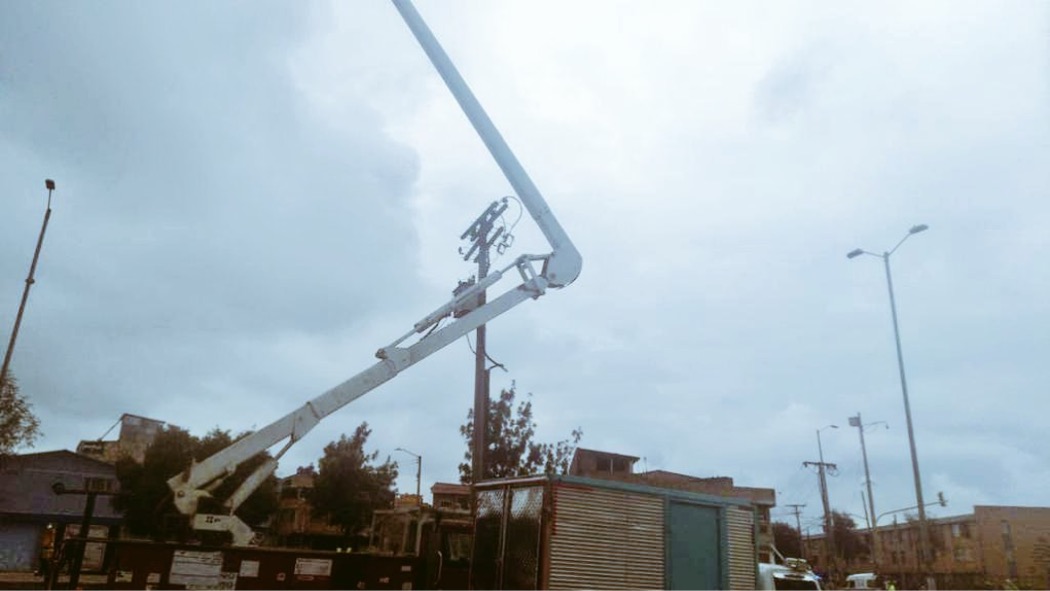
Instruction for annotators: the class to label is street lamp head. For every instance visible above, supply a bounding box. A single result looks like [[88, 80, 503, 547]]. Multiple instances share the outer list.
[[909, 224, 928, 235], [45, 179, 56, 191], [847, 248, 864, 259]]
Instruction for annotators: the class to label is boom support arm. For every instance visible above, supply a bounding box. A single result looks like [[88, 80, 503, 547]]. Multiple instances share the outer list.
[[168, 266, 541, 521], [167, 0, 581, 546], [391, 0, 582, 287]]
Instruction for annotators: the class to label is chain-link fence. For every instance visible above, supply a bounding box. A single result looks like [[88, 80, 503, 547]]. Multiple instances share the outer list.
[[471, 484, 545, 590]]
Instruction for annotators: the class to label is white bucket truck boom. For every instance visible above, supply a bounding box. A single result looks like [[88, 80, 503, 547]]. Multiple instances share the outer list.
[[167, 0, 581, 545]]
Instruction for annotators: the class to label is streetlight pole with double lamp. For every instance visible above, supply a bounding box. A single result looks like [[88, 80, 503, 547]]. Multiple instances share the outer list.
[[395, 447, 422, 500], [847, 223, 932, 588]]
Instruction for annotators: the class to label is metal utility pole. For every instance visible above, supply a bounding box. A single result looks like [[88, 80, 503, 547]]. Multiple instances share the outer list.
[[50, 480, 117, 591], [848, 224, 933, 588], [804, 425, 838, 576], [395, 447, 422, 499], [786, 504, 807, 557], [459, 199, 509, 483], [1, 179, 56, 391], [850, 413, 885, 569]]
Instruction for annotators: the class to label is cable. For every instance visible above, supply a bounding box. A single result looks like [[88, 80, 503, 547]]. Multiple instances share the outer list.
[[422, 316, 444, 340], [493, 195, 522, 259], [464, 332, 508, 373]]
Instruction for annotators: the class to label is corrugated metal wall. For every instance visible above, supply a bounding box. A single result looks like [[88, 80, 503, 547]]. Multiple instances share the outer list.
[[547, 483, 664, 590], [725, 506, 756, 590]]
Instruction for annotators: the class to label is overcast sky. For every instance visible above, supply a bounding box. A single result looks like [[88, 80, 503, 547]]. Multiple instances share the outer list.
[[2, 0, 1047, 533]]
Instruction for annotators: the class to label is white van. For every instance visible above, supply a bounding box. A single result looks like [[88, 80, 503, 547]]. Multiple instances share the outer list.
[[757, 561, 823, 590], [845, 572, 880, 589]]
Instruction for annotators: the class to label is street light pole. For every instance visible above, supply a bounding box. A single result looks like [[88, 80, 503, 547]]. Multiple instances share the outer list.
[[395, 447, 422, 499], [1, 180, 56, 390], [847, 223, 932, 588], [875, 493, 948, 529]]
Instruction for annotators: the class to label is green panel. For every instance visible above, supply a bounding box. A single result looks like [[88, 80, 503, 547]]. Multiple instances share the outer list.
[[668, 502, 722, 590]]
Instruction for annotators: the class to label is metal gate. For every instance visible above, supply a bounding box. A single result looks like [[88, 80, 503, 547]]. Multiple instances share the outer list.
[[470, 484, 544, 590], [0, 522, 40, 571], [667, 501, 722, 590], [470, 487, 505, 590]]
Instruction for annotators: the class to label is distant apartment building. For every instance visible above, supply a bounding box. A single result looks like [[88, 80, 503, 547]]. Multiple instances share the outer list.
[[805, 505, 1050, 589], [76, 413, 165, 464], [431, 482, 470, 511], [271, 466, 343, 549]]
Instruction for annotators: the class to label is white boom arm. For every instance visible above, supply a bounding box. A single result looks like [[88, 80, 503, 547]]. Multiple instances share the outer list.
[[167, 0, 581, 545]]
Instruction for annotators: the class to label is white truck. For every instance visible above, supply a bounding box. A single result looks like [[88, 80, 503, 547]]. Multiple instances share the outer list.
[[165, 0, 581, 547], [758, 559, 823, 590]]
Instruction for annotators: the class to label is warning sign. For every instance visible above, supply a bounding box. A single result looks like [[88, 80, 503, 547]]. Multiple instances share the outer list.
[[294, 557, 333, 577], [169, 550, 224, 587]]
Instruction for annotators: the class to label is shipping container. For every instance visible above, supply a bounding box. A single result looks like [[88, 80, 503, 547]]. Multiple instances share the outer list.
[[470, 474, 759, 590]]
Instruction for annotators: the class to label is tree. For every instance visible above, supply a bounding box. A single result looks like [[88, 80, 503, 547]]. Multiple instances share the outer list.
[[458, 383, 583, 483], [830, 510, 869, 563], [114, 425, 279, 540], [773, 520, 804, 558], [311, 422, 398, 544], [115, 426, 197, 538], [0, 372, 40, 455], [904, 512, 945, 561]]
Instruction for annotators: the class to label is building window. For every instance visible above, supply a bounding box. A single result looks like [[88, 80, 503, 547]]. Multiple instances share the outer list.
[[953, 546, 973, 562], [84, 477, 113, 492]]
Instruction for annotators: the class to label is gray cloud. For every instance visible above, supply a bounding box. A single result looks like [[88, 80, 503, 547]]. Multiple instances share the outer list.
[[1, 2, 420, 423], [1, 0, 1047, 530]]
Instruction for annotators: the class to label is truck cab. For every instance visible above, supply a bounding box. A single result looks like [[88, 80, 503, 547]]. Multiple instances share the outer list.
[[368, 504, 473, 589], [757, 559, 823, 590]]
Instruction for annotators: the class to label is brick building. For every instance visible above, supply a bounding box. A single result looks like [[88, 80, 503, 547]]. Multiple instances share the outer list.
[[805, 505, 1050, 589], [75, 413, 165, 465], [271, 466, 343, 549], [431, 482, 470, 511]]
